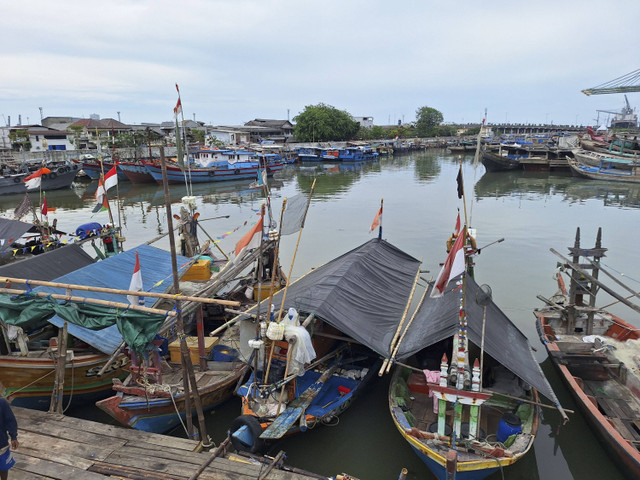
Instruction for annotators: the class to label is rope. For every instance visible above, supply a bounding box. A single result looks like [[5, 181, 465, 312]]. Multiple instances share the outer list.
[[7, 369, 55, 396], [134, 374, 190, 437], [62, 358, 75, 413], [601, 262, 640, 285]]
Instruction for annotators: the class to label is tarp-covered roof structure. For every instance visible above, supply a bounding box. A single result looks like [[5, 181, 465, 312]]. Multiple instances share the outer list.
[[0, 245, 191, 354], [257, 238, 421, 358], [395, 276, 560, 405], [0, 244, 94, 286]]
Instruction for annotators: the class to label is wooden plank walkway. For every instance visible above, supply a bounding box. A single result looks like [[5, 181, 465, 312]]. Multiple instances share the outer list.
[[9, 407, 330, 480]]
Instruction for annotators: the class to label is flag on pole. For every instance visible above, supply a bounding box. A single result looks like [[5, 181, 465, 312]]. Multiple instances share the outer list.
[[281, 194, 308, 236], [235, 214, 264, 257], [127, 251, 144, 306], [454, 212, 460, 235], [41, 195, 48, 217], [370, 205, 382, 233], [14, 194, 32, 219], [174, 98, 182, 116], [456, 164, 464, 199], [431, 227, 466, 297], [23, 168, 51, 190], [92, 195, 109, 214], [175, 117, 185, 171], [104, 166, 118, 191]]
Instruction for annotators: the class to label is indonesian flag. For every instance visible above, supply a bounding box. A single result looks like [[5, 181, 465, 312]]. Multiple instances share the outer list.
[[235, 215, 263, 258], [370, 205, 382, 233], [104, 166, 118, 191], [127, 251, 144, 306], [41, 195, 48, 217], [431, 227, 466, 297], [174, 98, 182, 115], [23, 168, 51, 190]]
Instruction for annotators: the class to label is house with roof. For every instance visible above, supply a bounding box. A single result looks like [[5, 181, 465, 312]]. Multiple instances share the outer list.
[[6, 125, 73, 152], [243, 119, 294, 143], [207, 126, 250, 145]]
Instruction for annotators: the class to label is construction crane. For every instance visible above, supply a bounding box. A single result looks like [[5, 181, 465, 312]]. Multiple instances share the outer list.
[[582, 68, 640, 95]]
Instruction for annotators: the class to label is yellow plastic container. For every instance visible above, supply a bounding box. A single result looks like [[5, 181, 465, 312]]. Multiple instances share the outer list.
[[168, 336, 219, 364], [182, 258, 211, 281]]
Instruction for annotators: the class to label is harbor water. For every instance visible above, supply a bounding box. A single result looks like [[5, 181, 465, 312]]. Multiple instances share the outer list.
[[6, 150, 639, 480]]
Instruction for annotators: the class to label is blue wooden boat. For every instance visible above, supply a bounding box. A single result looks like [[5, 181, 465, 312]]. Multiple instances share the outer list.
[[568, 156, 640, 183], [295, 147, 322, 161], [337, 147, 365, 161], [72, 155, 128, 180], [142, 159, 284, 184], [228, 238, 422, 453]]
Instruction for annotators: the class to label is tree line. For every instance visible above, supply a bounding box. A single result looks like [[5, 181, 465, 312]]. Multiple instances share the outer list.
[[293, 103, 461, 142]]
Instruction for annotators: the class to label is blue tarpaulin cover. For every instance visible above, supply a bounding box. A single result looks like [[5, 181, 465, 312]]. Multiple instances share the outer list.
[[34, 245, 191, 354]]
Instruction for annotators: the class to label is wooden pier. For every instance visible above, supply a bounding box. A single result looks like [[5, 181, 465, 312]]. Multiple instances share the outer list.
[[10, 406, 331, 480]]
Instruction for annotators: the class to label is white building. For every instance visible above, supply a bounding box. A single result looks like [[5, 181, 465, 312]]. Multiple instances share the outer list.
[[353, 116, 374, 128]]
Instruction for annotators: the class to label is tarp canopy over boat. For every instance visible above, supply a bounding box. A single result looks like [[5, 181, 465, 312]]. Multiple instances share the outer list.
[[0, 244, 94, 285], [0, 245, 191, 354], [395, 275, 560, 405], [255, 238, 421, 358]]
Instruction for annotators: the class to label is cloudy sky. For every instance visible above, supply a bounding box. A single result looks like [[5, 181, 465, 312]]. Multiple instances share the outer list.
[[2, 0, 639, 128]]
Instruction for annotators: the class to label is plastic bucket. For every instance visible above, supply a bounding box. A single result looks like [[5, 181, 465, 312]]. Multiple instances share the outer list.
[[211, 344, 239, 362], [496, 412, 522, 443]]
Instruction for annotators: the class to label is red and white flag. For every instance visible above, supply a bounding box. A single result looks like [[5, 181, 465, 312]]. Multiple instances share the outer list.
[[174, 98, 182, 116], [235, 215, 263, 258], [41, 195, 48, 217], [23, 168, 51, 190], [95, 177, 105, 204], [127, 251, 144, 306], [104, 166, 118, 191], [431, 228, 466, 297], [454, 212, 460, 235], [370, 205, 382, 233]]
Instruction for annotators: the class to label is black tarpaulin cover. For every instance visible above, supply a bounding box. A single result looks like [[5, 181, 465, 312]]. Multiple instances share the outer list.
[[395, 276, 560, 405], [0, 218, 34, 252], [267, 238, 421, 358]]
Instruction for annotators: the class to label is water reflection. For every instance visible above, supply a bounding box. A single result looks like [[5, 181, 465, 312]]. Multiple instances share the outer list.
[[474, 171, 640, 209], [296, 160, 381, 199]]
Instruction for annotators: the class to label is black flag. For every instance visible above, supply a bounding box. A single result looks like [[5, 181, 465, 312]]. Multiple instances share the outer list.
[[456, 165, 464, 199], [14, 194, 32, 219]]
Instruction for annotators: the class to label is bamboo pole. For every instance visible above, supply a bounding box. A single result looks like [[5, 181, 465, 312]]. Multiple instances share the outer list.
[[0, 287, 176, 316], [379, 261, 423, 376], [384, 275, 430, 374], [0, 277, 240, 307], [187, 437, 231, 480]]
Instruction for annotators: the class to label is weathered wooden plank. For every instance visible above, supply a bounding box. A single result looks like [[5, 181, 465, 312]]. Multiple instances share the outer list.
[[13, 454, 106, 480], [18, 430, 114, 463], [11, 470, 55, 480], [16, 415, 127, 452]]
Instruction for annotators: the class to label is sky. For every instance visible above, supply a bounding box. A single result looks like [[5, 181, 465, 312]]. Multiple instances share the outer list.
[[2, 0, 639, 129]]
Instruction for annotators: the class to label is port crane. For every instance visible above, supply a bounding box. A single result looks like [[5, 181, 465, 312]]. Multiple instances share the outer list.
[[582, 68, 640, 95]]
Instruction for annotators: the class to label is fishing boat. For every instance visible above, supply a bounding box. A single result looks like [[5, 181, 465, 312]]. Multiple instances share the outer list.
[[228, 238, 422, 453], [572, 148, 639, 170], [295, 147, 322, 161], [568, 156, 640, 183], [118, 160, 156, 183], [0, 163, 80, 195], [72, 155, 128, 180], [142, 158, 284, 184], [386, 246, 564, 480], [0, 245, 184, 409], [534, 228, 640, 479], [480, 145, 523, 171]]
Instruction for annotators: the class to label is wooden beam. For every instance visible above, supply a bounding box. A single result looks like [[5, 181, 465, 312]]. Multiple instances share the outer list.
[[550, 248, 640, 315]]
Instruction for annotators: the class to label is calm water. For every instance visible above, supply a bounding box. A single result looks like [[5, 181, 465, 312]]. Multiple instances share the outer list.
[[8, 150, 639, 480]]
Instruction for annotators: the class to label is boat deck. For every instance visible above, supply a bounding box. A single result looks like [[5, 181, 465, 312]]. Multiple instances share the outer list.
[[9, 406, 326, 479]]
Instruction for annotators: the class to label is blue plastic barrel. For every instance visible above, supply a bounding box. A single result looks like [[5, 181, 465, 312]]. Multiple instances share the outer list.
[[496, 412, 522, 443], [211, 344, 239, 362]]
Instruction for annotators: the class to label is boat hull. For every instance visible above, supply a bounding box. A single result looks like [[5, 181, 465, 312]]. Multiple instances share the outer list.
[[142, 161, 284, 184], [537, 313, 640, 479], [73, 161, 128, 180], [480, 149, 521, 172], [118, 162, 155, 183], [96, 363, 248, 433], [0, 353, 128, 410], [568, 158, 640, 183], [0, 164, 80, 196]]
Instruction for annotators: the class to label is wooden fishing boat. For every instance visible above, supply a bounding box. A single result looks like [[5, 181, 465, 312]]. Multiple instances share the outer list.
[[480, 145, 522, 171], [572, 148, 639, 170], [534, 228, 640, 479], [387, 273, 562, 480], [568, 156, 640, 183], [142, 159, 284, 184], [118, 160, 156, 183], [97, 356, 249, 433], [0, 245, 194, 410], [228, 238, 422, 453], [72, 156, 128, 180], [0, 163, 80, 195]]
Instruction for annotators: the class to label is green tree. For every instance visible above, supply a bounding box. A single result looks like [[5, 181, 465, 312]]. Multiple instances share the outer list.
[[8, 129, 30, 151], [68, 125, 84, 148], [293, 103, 360, 142], [415, 106, 444, 137]]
